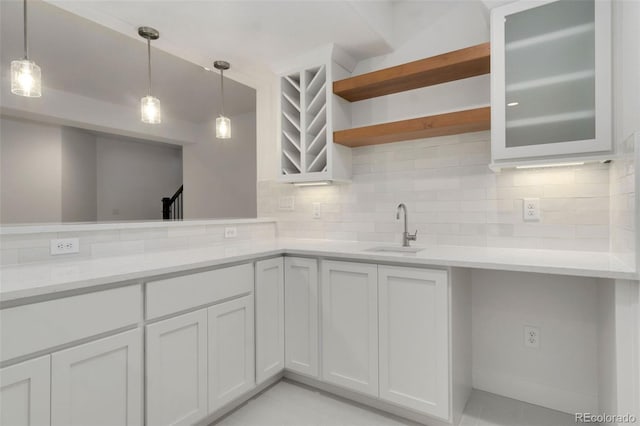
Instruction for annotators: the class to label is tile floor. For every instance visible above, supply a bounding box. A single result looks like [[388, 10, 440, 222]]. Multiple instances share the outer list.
[[215, 380, 577, 426]]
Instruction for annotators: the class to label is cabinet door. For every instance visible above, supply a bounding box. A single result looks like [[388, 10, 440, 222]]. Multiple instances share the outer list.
[[0, 356, 50, 426], [321, 260, 378, 397], [491, 0, 611, 161], [208, 295, 255, 412], [284, 257, 319, 378], [255, 258, 285, 384], [51, 329, 142, 426], [378, 266, 449, 420], [146, 310, 207, 426]]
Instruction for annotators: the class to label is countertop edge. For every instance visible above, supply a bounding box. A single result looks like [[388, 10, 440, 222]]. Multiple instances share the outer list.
[[1, 244, 637, 304]]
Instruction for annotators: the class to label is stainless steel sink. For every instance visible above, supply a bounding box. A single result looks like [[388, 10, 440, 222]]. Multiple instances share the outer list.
[[365, 246, 425, 254]]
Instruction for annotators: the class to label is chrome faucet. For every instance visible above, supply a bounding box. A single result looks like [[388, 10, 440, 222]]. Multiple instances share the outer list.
[[396, 203, 417, 247]]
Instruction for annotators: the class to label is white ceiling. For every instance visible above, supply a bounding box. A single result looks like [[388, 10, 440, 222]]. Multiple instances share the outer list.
[[0, 0, 257, 123], [1, 0, 495, 125]]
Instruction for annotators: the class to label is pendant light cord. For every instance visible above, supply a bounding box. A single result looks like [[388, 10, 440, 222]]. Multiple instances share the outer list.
[[23, 0, 28, 59], [147, 38, 152, 96], [219, 69, 225, 116]]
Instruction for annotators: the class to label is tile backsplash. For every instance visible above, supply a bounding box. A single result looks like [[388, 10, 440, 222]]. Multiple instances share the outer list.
[[0, 220, 276, 266], [259, 131, 615, 252]]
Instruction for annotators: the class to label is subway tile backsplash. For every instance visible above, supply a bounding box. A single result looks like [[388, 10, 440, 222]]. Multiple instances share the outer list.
[[259, 131, 623, 253], [0, 221, 277, 266]]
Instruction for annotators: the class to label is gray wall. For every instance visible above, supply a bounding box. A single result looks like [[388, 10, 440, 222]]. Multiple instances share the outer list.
[[1, 115, 183, 223], [1, 117, 62, 223], [183, 111, 257, 218], [96, 136, 183, 221], [61, 127, 97, 222]]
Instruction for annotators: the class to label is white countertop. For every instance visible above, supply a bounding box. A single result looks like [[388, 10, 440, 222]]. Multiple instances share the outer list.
[[1, 239, 637, 302]]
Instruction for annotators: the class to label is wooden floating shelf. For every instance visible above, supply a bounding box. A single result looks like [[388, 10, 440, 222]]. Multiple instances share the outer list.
[[333, 43, 490, 102], [333, 107, 491, 148]]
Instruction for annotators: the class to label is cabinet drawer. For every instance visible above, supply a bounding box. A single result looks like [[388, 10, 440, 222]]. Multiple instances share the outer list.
[[1, 285, 141, 362], [146, 263, 254, 320]]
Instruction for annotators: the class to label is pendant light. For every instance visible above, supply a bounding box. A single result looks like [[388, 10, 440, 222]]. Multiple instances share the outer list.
[[11, 0, 42, 97], [138, 26, 161, 124], [214, 60, 231, 139]]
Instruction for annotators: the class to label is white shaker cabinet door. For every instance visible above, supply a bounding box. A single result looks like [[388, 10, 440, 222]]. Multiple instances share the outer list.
[[284, 257, 319, 378], [378, 266, 450, 420], [321, 260, 378, 397], [51, 329, 143, 426], [208, 295, 255, 412], [146, 310, 208, 426], [255, 257, 285, 384], [0, 356, 50, 426]]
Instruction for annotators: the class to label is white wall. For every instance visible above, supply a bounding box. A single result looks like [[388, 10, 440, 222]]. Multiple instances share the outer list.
[[183, 111, 257, 219], [0, 116, 62, 223], [471, 269, 600, 414], [96, 136, 182, 221], [61, 127, 97, 222]]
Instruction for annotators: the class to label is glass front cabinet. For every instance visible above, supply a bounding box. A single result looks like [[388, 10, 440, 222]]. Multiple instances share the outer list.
[[490, 0, 612, 166]]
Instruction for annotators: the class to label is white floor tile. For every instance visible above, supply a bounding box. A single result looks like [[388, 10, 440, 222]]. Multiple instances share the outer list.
[[215, 381, 576, 426]]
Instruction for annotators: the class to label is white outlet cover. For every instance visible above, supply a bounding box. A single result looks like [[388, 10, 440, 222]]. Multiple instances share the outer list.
[[50, 238, 80, 255], [524, 325, 540, 349], [523, 198, 541, 222], [224, 227, 238, 238], [312, 203, 321, 219]]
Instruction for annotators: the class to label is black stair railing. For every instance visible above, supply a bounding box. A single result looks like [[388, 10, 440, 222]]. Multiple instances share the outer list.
[[162, 185, 183, 220]]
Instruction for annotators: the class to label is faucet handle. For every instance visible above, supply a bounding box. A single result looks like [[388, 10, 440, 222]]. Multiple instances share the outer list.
[[407, 230, 418, 241]]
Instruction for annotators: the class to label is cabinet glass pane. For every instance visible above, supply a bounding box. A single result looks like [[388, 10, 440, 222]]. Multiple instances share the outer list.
[[504, 0, 595, 148]]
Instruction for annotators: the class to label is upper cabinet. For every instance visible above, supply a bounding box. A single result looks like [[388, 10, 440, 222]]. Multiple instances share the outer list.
[[278, 50, 353, 183], [490, 0, 612, 167]]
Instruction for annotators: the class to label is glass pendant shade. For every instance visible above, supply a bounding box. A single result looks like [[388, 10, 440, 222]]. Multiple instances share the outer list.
[[11, 59, 41, 97], [216, 115, 231, 139], [141, 96, 161, 124]]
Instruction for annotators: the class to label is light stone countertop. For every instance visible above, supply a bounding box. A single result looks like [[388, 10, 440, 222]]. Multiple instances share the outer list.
[[0, 239, 637, 303]]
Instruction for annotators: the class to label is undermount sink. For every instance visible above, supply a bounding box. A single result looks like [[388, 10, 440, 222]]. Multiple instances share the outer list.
[[365, 246, 425, 254]]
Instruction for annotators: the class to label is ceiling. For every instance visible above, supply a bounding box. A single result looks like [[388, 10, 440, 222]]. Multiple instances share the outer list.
[[0, 0, 257, 123], [1, 0, 496, 125]]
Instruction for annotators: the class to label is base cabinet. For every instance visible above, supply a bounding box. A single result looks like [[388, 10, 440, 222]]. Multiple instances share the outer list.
[[52, 329, 143, 426], [0, 356, 51, 426], [208, 295, 255, 412], [378, 266, 450, 420], [255, 258, 285, 384], [321, 260, 379, 397], [146, 310, 208, 426], [284, 257, 319, 378]]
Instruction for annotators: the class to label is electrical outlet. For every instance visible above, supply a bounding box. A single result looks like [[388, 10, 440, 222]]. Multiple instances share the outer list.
[[524, 325, 540, 349], [50, 238, 80, 255], [312, 202, 321, 219], [278, 196, 295, 211], [224, 227, 237, 238], [523, 198, 541, 221]]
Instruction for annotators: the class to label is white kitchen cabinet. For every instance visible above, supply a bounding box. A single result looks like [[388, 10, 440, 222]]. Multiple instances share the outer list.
[[208, 295, 255, 412], [51, 329, 142, 426], [490, 0, 612, 167], [255, 257, 285, 384], [321, 260, 378, 397], [378, 266, 450, 420], [146, 310, 208, 426], [284, 257, 319, 377], [0, 356, 50, 426]]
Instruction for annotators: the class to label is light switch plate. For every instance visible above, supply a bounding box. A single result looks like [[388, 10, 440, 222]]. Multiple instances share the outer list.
[[278, 196, 295, 211], [312, 203, 321, 219], [523, 198, 540, 221]]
